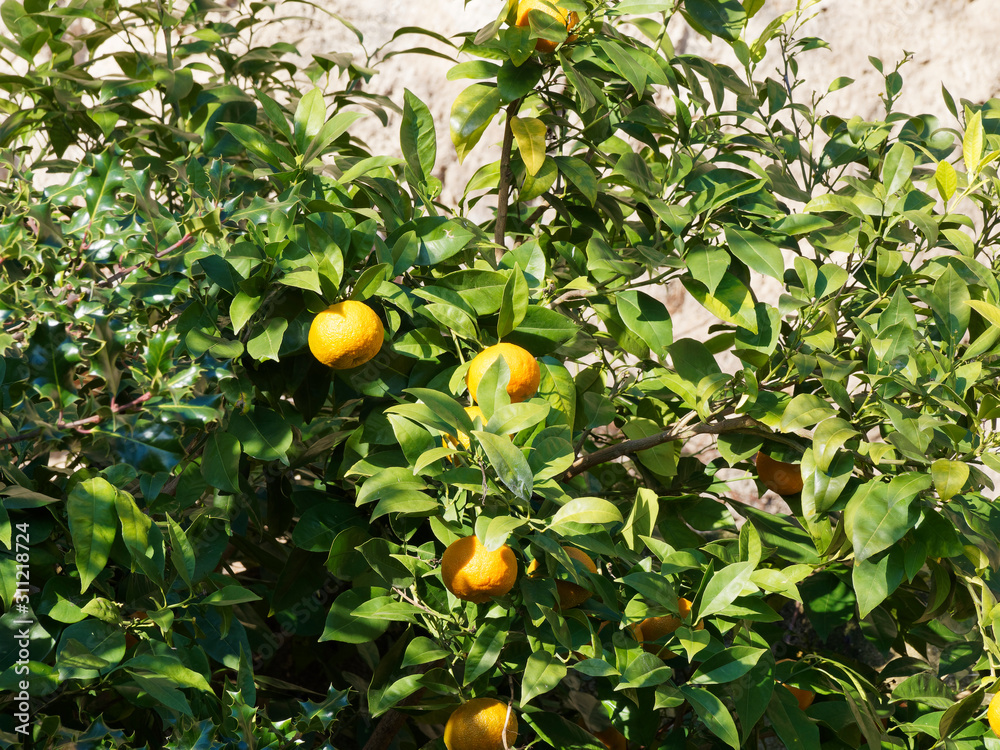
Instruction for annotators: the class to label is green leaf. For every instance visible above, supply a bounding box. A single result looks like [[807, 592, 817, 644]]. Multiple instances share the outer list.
[[882, 142, 915, 194], [447, 60, 502, 81], [511, 116, 547, 177], [526, 712, 607, 749], [165, 514, 196, 589], [203, 585, 263, 606], [400, 89, 437, 185], [724, 226, 784, 281], [617, 290, 673, 355], [699, 561, 756, 619], [230, 291, 262, 335], [126, 654, 213, 692], [498, 264, 530, 339], [229, 408, 293, 464], [67, 479, 119, 593], [222, 122, 294, 169], [303, 110, 367, 163], [476, 515, 527, 552], [681, 0, 747, 41], [622, 488, 659, 553], [464, 620, 508, 684], [847, 473, 931, 562], [553, 156, 598, 205], [113, 489, 155, 576], [474, 431, 533, 502], [293, 88, 327, 150], [931, 265, 971, 350], [129, 674, 193, 717], [683, 273, 757, 333], [596, 39, 649, 97], [521, 650, 567, 706], [505, 306, 578, 353], [681, 685, 740, 749], [687, 246, 730, 295], [246, 317, 287, 363], [930, 459, 968, 501], [202, 432, 241, 493], [497, 59, 543, 102], [450, 83, 501, 163], [519, 155, 557, 201], [766, 685, 821, 748], [780, 393, 836, 432], [812, 417, 858, 473], [487, 402, 550, 437], [853, 548, 904, 618], [691, 647, 766, 685], [549, 497, 623, 534]]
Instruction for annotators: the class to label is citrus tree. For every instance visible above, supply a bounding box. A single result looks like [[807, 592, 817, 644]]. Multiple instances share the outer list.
[[2, 0, 1000, 748]]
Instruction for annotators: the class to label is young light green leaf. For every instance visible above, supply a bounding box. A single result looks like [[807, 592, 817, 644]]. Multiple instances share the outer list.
[[963, 109, 984, 176], [930, 459, 969, 502]]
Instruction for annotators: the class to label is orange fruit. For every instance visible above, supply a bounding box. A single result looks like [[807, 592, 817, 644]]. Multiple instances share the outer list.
[[594, 726, 628, 750], [441, 535, 518, 603], [514, 0, 579, 53], [988, 692, 1000, 737], [778, 659, 815, 711], [444, 697, 517, 750], [466, 343, 540, 404], [307, 300, 384, 369], [527, 545, 597, 609], [755, 452, 804, 496], [633, 597, 702, 659]]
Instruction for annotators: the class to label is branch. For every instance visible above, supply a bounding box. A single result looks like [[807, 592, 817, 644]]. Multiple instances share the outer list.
[[96, 233, 194, 288], [494, 99, 523, 264], [0, 392, 153, 446], [559, 414, 777, 481]]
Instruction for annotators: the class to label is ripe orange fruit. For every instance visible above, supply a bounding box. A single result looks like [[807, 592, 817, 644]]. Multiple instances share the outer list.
[[755, 452, 804, 496], [441, 535, 518, 603], [633, 597, 702, 659], [466, 343, 540, 404], [594, 726, 628, 750], [527, 545, 597, 609], [987, 692, 1000, 737], [307, 300, 384, 369], [444, 697, 517, 750], [514, 0, 579, 53], [777, 659, 815, 711]]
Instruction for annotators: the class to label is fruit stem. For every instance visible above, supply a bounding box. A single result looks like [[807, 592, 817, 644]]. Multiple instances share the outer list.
[[494, 98, 523, 263]]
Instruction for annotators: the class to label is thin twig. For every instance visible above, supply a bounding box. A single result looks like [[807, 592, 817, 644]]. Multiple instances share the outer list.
[[96, 233, 194, 288], [559, 414, 783, 481], [0, 392, 153, 446], [494, 99, 523, 264]]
